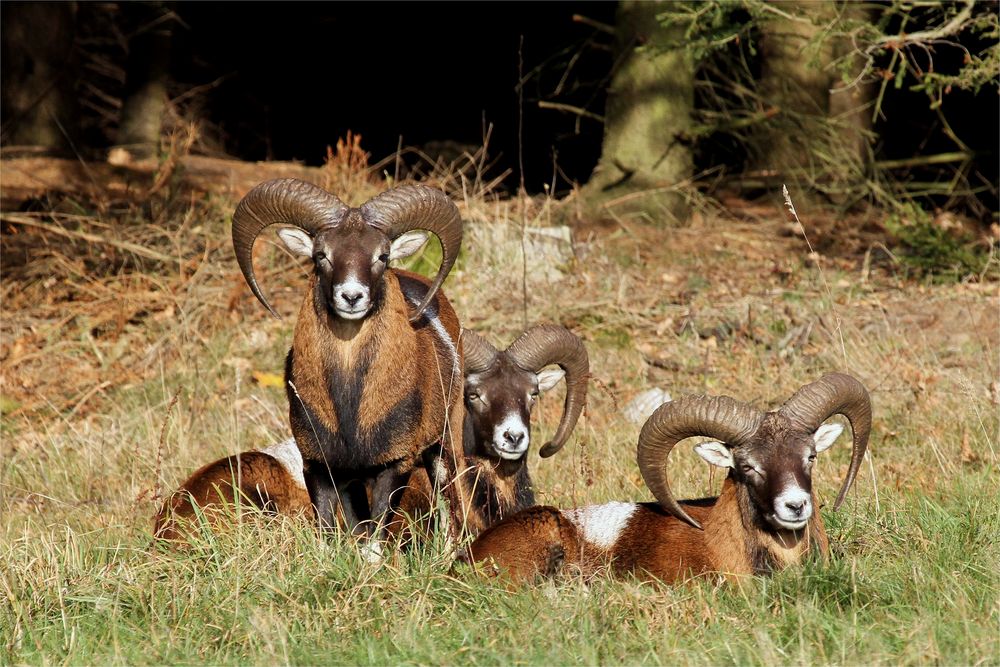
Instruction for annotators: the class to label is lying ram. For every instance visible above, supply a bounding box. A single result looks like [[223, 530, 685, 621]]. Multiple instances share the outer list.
[[152, 438, 312, 542], [394, 324, 589, 537], [461, 373, 871, 584]]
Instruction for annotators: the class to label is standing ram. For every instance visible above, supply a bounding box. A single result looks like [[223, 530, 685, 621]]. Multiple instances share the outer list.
[[153, 325, 590, 546], [461, 373, 871, 584], [231, 178, 467, 542]]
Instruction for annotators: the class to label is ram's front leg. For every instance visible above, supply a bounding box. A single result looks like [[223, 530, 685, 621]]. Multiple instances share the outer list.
[[368, 462, 412, 543], [304, 464, 343, 531], [304, 465, 365, 535]]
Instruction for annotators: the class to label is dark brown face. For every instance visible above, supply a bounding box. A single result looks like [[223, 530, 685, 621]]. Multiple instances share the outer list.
[[309, 223, 390, 320], [276, 213, 428, 321], [694, 416, 844, 531], [465, 356, 565, 460]]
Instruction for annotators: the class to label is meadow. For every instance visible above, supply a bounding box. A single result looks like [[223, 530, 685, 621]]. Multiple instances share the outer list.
[[2, 153, 997, 665]]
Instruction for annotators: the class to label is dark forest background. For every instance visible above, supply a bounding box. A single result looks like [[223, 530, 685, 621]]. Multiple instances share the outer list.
[[2, 2, 998, 235]]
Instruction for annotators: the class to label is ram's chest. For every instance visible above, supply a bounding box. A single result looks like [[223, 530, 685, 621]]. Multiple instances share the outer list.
[[288, 350, 433, 469], [469, 470, 513, 527]]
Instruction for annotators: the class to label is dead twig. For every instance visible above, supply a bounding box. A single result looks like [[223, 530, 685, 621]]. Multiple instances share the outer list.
[[153, 392, 181, 502], [1, 213, 176, 264], [537, 101, 605, 124]]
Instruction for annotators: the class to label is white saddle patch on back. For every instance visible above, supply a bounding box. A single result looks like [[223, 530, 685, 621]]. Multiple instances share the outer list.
[[562, 502, 638, 550], [259, 437, 307, 491]]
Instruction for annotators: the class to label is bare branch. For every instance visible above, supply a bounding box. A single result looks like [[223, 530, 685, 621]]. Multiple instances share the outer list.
[[865, 0, 976, 54], [537, 101, 605, 123]]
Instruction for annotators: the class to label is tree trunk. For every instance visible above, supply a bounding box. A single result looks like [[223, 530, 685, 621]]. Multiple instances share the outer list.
[[1, 2, 79, 150], [755, 1, 874, 205], [756, 2, 835, 176], [114, 2, 174, 161], [583, 0, 694, 225], [827, 2, 876, 170]]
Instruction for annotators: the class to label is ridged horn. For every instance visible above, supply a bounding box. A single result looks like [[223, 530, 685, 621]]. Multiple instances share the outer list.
[[779, 373, 872, 510], [461, 329, 499, 374], [506, 325, 590, 458], [637, 396, 763, 530], [231, 179, 348, 318], [360, 185, 463, 322]]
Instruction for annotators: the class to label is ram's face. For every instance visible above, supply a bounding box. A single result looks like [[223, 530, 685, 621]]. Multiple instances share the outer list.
[[277, 218, 428, 320], [694, 418, 844, 531], [465, 357, 565, 460]]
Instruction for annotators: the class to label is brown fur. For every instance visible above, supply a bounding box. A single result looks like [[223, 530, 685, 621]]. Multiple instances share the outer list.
[[462, 478, 829, 584], [460, 506, 585, 583], [288, 269, 468, 532], [152, 451, 313, 543], [291, 270, 462, 466], [389, 455, 526, 542]]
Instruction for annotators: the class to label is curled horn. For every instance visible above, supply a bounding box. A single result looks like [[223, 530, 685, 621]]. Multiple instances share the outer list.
[[506, 325, 590, 458], [779, 373, 872, 510], [231, 179, 348, 318], [361, 185, 463, 322], [461, 329, 499, 374], [637, 396, 763, 530]]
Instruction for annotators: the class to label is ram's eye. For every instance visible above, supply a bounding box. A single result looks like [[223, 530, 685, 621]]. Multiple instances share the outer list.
[[314, 252, 327, 263], [807, 454, 817, 463], [378, 253, 389, 264], [741, 464, 757, 474]]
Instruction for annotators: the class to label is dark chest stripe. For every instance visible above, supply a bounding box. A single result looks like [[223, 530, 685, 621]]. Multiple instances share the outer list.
[[287, 348, 426, 470]]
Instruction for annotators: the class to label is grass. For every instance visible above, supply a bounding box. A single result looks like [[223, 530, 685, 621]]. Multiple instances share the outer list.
[[3, 477, 997, 665], [1, 153, 998, 665]]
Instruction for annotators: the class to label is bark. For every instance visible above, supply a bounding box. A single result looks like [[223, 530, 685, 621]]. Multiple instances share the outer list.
[[0, 155, 324, 209], [756, 1, 836, 175], [755, 1, 874, 203], [827, 2, 876, 169], [584, 0, 694, 224], [115, 2, 174, 160], [0, 2, 79, 150]]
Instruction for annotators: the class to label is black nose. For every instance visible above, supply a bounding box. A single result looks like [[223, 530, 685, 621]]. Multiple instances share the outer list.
[[341, 290, 363, 307], [784, 499, 807, 516], [503, 430, 525, 447]]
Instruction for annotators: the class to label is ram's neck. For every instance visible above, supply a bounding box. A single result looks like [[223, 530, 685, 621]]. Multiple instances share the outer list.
[[298, 273, 412, 363], [804, 496, 830, 560], [460, 426, 534, 528], [747, 492, 822, 575], [703, 477, 754, 578], [287, 273, 417, 459], [702, 475, 823, 578]]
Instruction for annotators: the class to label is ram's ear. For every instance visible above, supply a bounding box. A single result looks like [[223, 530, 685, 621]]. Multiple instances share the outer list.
[[277, 228, 314, 257], [389, 231, 430, 260], [536, 368, 566, 393], [813, 423, 844, 453], [694, 441, 735, 469]]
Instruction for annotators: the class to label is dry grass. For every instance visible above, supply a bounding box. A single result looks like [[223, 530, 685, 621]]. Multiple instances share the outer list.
[[1, 146, 997, 664]]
